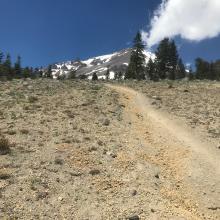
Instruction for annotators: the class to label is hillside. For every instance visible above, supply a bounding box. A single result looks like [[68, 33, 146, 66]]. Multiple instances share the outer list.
[[49, 48, 155, 79], [0, 79, 219, 219]]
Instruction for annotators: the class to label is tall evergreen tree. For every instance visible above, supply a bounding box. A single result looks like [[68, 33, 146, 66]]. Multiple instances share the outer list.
[[168, 40, 179, 80], [14, 55, 22, 76], [213, 60, 220, 80], [22, 67, 31, 78], [3, 53, 12, 77], [154, 38, 170, 79], [176, 58, 186, 79], [188, 67, 194, 80], [0, 51, 3, 76], [125, 31, 146, 80], [45, 65, 53, 78], [4, 53, 11, 70], [105, 68, 110, 80], [146, 58, 157, 81], [208, 62, 216, 80], [154, 38, 180, 80], [195, 58, 209, 79], [0, 51, 4, 64], [92, 72, 98, 81]]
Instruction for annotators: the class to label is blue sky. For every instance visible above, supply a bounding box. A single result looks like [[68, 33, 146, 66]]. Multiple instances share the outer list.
[[0, 0, 220, 67]]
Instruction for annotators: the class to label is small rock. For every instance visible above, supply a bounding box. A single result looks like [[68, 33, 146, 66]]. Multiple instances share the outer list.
[[70, 171, 82, 177], [89, 169, 100, 176], [183, 89, 189, 93], [88, 146, 98, 152], [103, 118, 110, 126], [97, 140, 104, 146], [23, 81, 29, 86], [127, 215, 140, 220], [27, 85, 33, 90], [131, 190, 137, 196], [58, 196, 63, 201], [155, 174, 160, 179], [152, 96, 162, 101], [54, 158, 64, 165], [106, 151, 117, 158], [36, 191, 48, 200]]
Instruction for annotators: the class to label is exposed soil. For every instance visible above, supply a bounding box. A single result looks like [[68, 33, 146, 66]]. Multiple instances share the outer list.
[[0, 79, 219, 219]]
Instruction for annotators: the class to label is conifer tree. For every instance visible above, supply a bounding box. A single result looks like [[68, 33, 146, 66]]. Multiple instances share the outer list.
[[3, 53, 12, 77], [188, 67, 194, 80], [105, 68, 110, 80], [4, 53, 12, 70], [45, 65, 53, 78], [69, 70, 76, 79], [195, 58, 209, 79], [0, 51, 3, 76], [154, 38, 170, 79], [154, 38, 181, 80], [168, 40, 179, 80], [22, 67, 31, 78], [92, 72, 98, 81], [118, 71, 123, 80], [125, 31, 146, 80], [0, 51, 4, 64], [176, 58, 186, 79], [208, 62, 216, 80], [14, 55, 22, 76], [146, 58, 157, 81]]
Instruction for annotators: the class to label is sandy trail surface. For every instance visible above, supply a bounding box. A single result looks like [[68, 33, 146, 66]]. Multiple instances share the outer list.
[[107, 84, 220, 220]]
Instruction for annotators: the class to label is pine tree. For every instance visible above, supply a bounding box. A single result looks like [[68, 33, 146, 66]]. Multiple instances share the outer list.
[[92, 72, 98, 81], [146, 58, 157, 81], [14, 55, 22, 76], [208, 62, 216, 80], [45, 65, 53, 78], [0, 51, 4, 64], [69, 70, 76, 79], [125, 31, 146, 80], [3, 53, 12, 78], [168, 40, 179, 80], [176, 58, 186, 79], [154, 38, 170, 79], [0, 51, 3, 77], [118, 71, 123, 80], [213, 60, 220, 80], [154, 38, 180, 80], [22, 67, 31, 78], [195, 58, 209, 79], [105, 68, 110, 80], [188, 67, 194, 80]]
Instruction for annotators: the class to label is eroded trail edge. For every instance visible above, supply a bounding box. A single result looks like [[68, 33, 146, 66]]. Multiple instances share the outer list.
[[107, 84, 220, 220]]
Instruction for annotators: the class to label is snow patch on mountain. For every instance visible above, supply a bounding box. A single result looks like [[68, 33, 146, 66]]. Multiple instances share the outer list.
[[48, 48, 155, 79]]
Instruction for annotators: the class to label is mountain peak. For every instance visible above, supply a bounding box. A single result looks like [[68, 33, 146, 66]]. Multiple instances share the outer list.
[[50, 48, 155, 79]]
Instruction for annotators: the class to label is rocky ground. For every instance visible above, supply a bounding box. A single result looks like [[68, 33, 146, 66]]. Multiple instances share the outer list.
[[0, 79, 219, 220], [121, 80, 220, 146]]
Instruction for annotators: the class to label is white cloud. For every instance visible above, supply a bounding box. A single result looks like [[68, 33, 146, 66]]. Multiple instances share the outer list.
[[143, 0, 220, 47]]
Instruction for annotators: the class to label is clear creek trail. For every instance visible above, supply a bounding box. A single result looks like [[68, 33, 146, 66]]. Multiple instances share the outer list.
[[107, 84, 220, 220]]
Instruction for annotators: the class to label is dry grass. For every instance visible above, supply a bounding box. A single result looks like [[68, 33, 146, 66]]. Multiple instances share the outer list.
[[0, 136, 13, 155]]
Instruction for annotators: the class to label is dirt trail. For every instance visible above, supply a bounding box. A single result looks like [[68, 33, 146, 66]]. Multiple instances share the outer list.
[[107, 84, 220, 219]]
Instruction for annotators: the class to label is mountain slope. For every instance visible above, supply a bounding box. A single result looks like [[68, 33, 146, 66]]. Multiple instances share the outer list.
[[50, 48, 155, 79]]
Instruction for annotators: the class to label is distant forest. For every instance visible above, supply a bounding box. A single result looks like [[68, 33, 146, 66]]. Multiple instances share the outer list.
[[0, 51, 42, 80], [1, 34, 220, 81], [125, 31, 220, 81]]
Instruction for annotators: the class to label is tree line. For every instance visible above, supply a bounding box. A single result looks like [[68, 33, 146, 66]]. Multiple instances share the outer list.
[[0, 51, 42, 79], [194, 58, 220, 80], [124, 31, 220, 81]]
